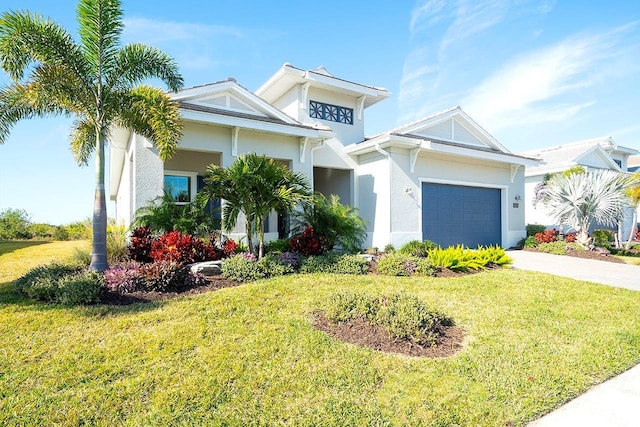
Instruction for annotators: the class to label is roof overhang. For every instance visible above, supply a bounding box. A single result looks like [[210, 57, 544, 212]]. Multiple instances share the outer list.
[[256, 64, 390, 108], [179, 107, 322, 138], [345, 134, 539, 167]]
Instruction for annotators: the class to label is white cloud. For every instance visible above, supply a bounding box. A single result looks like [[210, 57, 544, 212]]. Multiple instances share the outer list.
[[439, 0, 510, 52], [123, 18, 244, 45], [462, 24, 638, 130], [410, 0, 448, 34]]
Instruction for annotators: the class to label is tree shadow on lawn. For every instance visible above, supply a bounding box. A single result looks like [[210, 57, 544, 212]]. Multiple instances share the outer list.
[[0, 240, 49, 256]]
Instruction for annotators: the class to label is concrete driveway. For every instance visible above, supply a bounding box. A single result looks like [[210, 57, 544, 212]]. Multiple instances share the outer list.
[[505, 249, 640, 426], [507, 249, 640, 291]]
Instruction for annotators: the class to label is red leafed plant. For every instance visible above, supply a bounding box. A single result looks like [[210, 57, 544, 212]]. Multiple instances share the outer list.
[[290, 226, 325, 256], [534, 228, 559, 244], [564, 231, 577, 243], [150, 230, 221, 265], [128, 226, 154, 263], [223, 238, 238, 256]]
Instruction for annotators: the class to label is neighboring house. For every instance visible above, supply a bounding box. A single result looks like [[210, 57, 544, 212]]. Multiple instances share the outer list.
[[521, 137, 639, 237], [109, 64, 537, 249]]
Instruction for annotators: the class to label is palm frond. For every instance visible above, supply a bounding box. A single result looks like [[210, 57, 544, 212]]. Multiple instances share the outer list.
[[113, 85, 182, 160], [77, 0, 123, 77], [108, 43, 183, 92], [69, 119, 96, 166], [0, 9, 89, 84]]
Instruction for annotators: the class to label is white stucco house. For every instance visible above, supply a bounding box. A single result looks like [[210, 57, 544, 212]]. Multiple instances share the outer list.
[[109, 64, 537, 249], [521, 137, 639, 237]]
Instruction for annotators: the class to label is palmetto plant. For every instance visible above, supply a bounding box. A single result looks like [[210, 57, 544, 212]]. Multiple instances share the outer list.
[[198, 153, 311, 259], [543, 169, 629, 248], [0, 0, 183, 271]]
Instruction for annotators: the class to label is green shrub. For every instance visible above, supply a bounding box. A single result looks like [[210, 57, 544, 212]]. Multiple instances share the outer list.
[[222, 254, 295, 282], [324, 291, 453, 346], [0, 208, 33, 240], [377, 253, 436, 277], [298, 252, 368, 275], [526, 224, 546, 237], [592, 229, 613, 248], [333, 254, 369, 275], [383, 244, 396, 253], [264, 239, 291, 254], [523, 235, 538, 248], [55, 271, 104, 305], [69, 247, 92, 267], [427, 245, 485, 271], [30, 223, 56, 240], [15, 263, 103, 304], [477, 245, 513, 266], [536, 241, 568, 255], [398, 240, 437, 257]]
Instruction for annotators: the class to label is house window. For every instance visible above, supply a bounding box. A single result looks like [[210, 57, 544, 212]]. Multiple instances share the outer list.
[[614, 159, 622, 168], [309, 100, 353, 125], [164, 175, 191, 203]]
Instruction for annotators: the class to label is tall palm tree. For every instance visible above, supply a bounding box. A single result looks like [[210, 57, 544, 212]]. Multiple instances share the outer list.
[[0, 0, 183, 271], [199, 153, 311, 259], [543, 169, 629, 248]]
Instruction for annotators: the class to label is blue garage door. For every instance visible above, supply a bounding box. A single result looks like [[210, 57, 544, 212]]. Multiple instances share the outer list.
[[422, 183, 501, 248]]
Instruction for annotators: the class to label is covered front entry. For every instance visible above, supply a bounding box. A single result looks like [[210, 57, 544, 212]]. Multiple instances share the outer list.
[[422, 182, 501, 247]]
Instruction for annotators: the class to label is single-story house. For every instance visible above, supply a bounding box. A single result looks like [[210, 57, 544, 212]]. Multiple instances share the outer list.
[[109, 64, 537, 249], [521, 137, 639, 237]]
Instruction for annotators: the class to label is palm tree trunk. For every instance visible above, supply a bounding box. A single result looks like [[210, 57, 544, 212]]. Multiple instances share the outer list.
[[625, 210, 638, 250], [90, 132, 109, 271], [257, 217, 265, 259], [245, 217, 254, 255]]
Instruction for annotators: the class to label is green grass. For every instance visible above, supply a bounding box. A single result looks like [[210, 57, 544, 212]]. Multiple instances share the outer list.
[[2, 242, 640, 425], [614, 255, 640, 266]]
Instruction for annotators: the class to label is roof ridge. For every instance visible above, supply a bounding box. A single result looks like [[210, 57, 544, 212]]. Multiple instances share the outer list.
[[369, 106, 461, 139]]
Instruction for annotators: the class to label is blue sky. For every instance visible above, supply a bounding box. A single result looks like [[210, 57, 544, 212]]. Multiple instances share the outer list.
[[1, 0, 639, 225]]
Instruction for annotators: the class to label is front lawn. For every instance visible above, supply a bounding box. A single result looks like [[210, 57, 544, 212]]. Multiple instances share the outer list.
[[2, 241, 640, 425]]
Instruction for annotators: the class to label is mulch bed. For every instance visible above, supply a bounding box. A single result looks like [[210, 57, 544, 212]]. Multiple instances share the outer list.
[[313, 312, 465, 358], [523, 247, 626, 264], [99, 276, 239, 305]]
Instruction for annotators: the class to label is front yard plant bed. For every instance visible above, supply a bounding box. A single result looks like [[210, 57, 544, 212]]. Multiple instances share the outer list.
[[523, 247, 626, 263]]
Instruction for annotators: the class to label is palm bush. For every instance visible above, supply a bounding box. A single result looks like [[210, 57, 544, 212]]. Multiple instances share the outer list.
[[542, 170, 630, 248], [133, 192, 219, 235], [199, 153, 311, 258], [291, 194, 366, 254]]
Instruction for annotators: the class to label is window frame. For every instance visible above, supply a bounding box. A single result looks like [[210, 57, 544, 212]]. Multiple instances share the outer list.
[[309, 100, 354, 125], [164, 170, 198, 205]]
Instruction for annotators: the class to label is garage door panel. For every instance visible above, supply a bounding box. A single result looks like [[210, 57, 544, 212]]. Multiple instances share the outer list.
[[422, 183, 501, 247]]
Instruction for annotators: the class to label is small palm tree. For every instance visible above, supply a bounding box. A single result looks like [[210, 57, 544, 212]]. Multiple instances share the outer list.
[[543, 169, 629, 248], [0, 0, 183, 271], [291, 193, 367, 253], [198, 153, 311, 259]]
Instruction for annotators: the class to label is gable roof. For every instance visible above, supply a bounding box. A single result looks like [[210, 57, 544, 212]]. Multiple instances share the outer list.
[[521, 136, 638, 176], [345, 107, 538, 167], [256, 63, 390, 109]]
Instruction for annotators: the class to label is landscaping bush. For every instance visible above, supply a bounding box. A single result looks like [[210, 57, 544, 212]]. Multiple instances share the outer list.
[[477, 245, 512, 266], [278, 252, 300, 269], [324, 291, 452, 346], [383, 244, 396, 254], [563, 231, 577, 243], [104, 262, 145, 293], [222, 253, 295, 282], [291, 193, 366, 253], [377, 253, 435, 277], [534, 228, 559, 244], [536, 241, 581, 255], [15, 263, 103, 304], [150, 230, 221, 264], [427, 245, 486, 271], [139, 260, 189, 292], [0, 208, 33, 240], [128, 226, 154, 263], [592, 229, 613, 248], [523, 236, 538, 248], [526, 224, 546, 237], [290, 226, 325, 256], [298, 252, 368, 275], [398, 240, 437, 257], [264, 239, 291, 254], [107, 223, 129, 265]]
